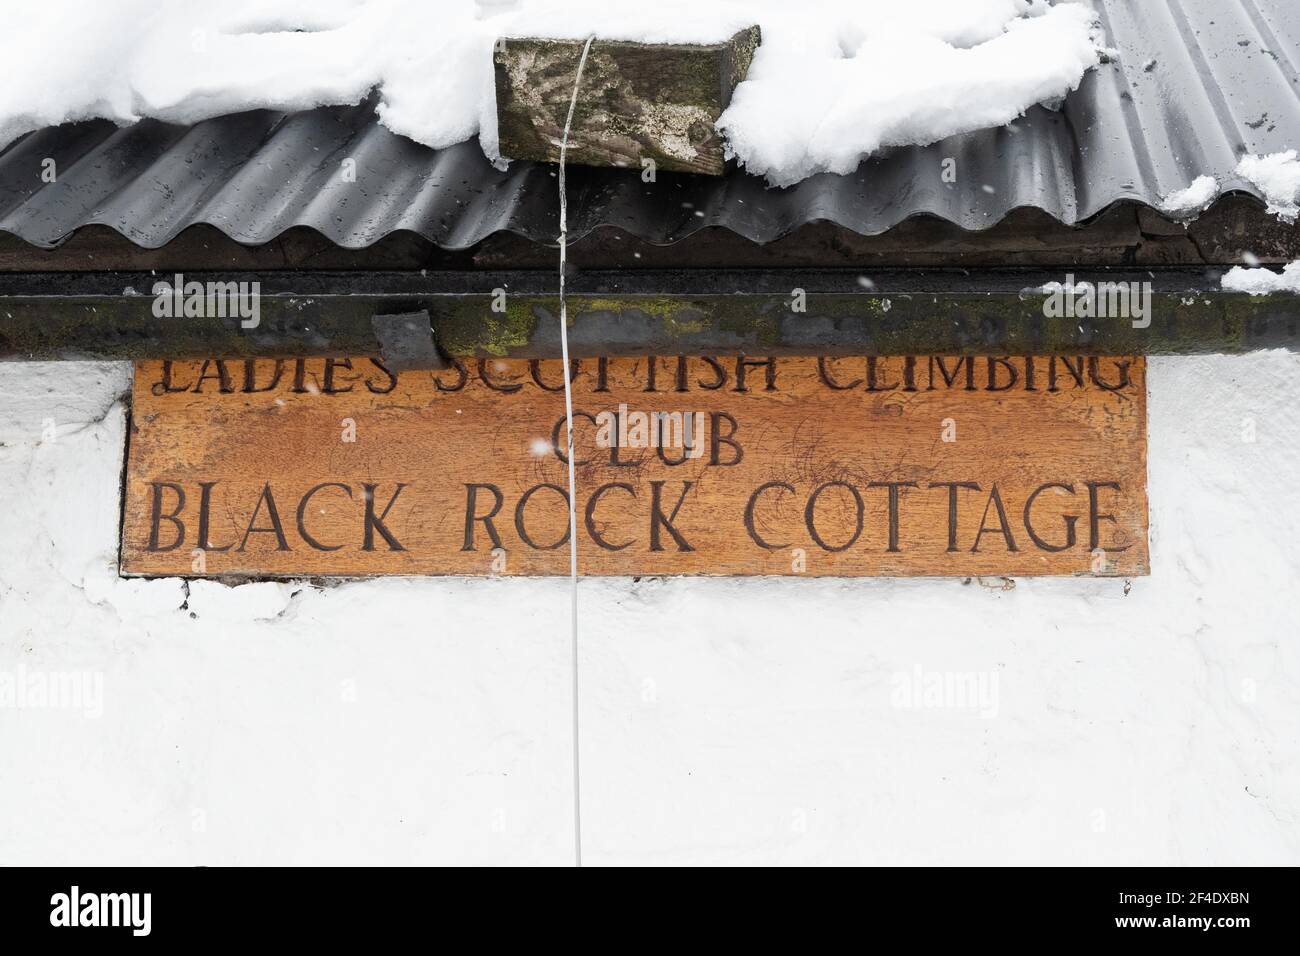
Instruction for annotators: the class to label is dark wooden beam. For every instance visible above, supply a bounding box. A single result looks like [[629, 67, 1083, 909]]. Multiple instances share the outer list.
[[1, 269, 1297, 361]]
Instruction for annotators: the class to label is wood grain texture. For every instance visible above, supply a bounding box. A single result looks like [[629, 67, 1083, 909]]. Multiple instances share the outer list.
[[122, 355, 1149, 578], [493, 28, 760, 176]]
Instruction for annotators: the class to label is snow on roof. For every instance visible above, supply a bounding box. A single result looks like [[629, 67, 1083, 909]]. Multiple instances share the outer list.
[[1, 0, 1102, 187], [1236, 152, 1300, 224]]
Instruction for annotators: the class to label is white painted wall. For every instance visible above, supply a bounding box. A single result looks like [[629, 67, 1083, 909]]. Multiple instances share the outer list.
[[1, 354, 1297, 865]]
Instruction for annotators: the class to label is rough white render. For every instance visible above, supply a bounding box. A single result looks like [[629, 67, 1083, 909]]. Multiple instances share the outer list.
[[0, 355, 1297, 865]]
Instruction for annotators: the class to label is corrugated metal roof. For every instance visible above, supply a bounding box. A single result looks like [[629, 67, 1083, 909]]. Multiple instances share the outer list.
[[1, 0, 1297, 251]]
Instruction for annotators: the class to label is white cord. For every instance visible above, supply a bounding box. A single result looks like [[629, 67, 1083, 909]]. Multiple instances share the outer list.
[[559, 34, 594, 870]]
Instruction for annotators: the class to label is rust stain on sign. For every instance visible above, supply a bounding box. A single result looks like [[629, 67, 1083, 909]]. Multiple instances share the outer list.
[[121, 356, 1149, 578]]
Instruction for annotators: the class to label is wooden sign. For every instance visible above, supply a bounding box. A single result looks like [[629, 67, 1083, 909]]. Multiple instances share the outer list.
[[121, 356, 1149, 578]]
